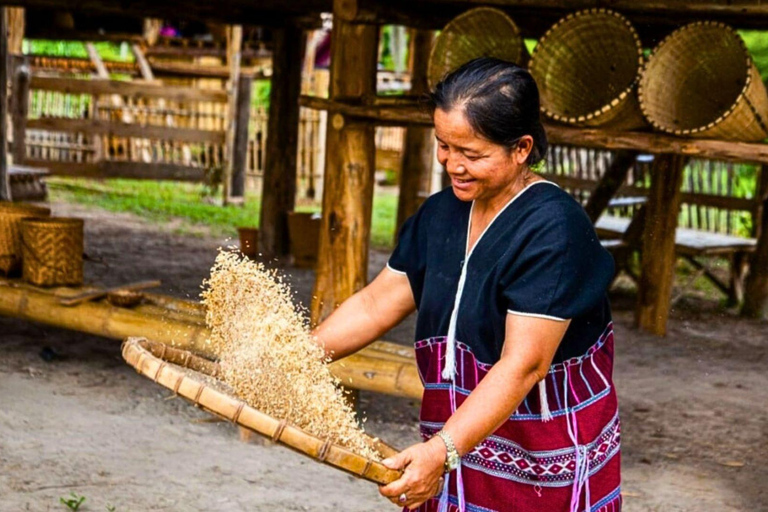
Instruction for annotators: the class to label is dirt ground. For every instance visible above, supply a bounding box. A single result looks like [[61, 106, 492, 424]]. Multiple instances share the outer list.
[[1, 201, 767, 512]]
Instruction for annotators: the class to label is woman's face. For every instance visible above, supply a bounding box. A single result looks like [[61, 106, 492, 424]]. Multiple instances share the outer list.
[[434, 107, 532, 203]]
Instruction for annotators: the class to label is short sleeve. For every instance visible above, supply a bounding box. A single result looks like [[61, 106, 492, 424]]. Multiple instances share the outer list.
[[501, 203, 614, 321], [387, 201, 429, 302]]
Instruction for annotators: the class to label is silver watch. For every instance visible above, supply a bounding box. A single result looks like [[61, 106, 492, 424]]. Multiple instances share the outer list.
[[436, 430, 460, 473]]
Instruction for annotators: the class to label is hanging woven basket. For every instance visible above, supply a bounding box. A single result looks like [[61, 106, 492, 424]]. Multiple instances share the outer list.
[[529, 9, 645, 130], [428, 7, 527, 90], [638, 22, 768, 141], [0, 202, 51, 277], [122, 337, 402, 485], [21, 217, 84, 287]]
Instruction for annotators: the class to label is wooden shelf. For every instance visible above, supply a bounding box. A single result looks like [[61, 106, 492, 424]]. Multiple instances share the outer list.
[[300, 95, 768, 165]]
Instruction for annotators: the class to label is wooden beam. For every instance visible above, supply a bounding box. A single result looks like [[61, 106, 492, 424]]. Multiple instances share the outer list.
[[0, 9, 9, 201], [230, 74, 252, 200], [584, 151, 638, 223], [85, 42, 109, 78], [223, 24, 242, 204], [310, 0, 378, 325], [742, 164, 768, 318], [24, 159, 207, 181], [636, 154, 688, 336], [299, 97, 768, 165], [147, 59, 265, 79], [396, 29, 433, 235], [130, 44, 154, 81], [11, 57, 29, 165], [26, 117, 225, 144], [30, 75, 229, 103], [259, 24, 306, 258], [145, 45, 265, 59]]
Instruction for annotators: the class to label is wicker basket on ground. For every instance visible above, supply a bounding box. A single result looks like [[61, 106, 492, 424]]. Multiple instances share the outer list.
[[428, 7, 527, 89], [528, 9, 645, 130], [122, 337, 402, 485], [0, 202, 51, 277], [21, 217, 84, 286], [638, 22, 768, 141]]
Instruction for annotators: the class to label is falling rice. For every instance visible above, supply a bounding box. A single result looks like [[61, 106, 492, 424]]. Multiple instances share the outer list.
[[201, 250, 380, 460]]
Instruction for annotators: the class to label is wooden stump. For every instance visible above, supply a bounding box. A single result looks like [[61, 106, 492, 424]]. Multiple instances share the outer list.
[[635, 154, 687, 336]]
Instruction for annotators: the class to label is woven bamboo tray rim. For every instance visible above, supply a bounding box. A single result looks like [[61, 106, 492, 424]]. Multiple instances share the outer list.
[[121, 337, 402, 485], [638, 21, 759, 136], [0, 203, 52, 275], [428, 6, 526, 89], [21, 217, 84, 228], [529, 8, 643, 125]]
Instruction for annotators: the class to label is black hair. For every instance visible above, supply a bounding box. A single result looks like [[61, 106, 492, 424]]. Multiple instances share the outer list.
[[428, 57, 547, 166]]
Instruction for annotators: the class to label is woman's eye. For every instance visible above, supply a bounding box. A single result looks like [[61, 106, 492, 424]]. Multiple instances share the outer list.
[[466, 154, 482, 161]]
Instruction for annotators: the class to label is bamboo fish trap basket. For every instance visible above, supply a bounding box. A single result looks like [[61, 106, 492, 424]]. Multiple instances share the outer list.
[[528, 9, 645, 130], [428, 7, 527, 89], [638, 22, 768, 141], [21, 217, 84, 287], [121, 337, 403, 485], [0, 202, 51, 276]]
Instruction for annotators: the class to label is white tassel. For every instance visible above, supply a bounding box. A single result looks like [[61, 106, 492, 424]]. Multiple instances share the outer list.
[[442, 261, 468, 381], [538, 379, 553, 422]]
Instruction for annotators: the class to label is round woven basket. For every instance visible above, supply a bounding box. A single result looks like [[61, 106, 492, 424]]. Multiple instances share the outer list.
[[107, 290, 144, 308], [0, 202, 51, 277], [529, 9, 645, 130], [121, 337, 403, 485], [21, 217, 84, 287], [428, 7, 527, 89], [638, 22, 768, 141]]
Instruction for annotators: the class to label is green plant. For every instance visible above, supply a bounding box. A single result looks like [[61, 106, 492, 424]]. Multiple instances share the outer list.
[[60, 492, 86, 511]]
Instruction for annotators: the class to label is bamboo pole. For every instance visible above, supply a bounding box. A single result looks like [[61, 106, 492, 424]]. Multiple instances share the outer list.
[[0, 281, 424, 400], [0, 9, 9, 201]]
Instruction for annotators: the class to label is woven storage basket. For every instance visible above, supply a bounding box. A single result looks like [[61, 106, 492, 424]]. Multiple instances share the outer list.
[[122, 337, 402, 485], [0, 202, 51, 277], [428, 7, 527, 89], [21, 217, 84, 286], [638, 22, 768, 141], [529, 9, 645, 130]]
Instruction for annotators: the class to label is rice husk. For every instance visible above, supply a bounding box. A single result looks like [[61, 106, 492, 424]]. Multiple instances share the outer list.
[[201, 250, 380, 460]]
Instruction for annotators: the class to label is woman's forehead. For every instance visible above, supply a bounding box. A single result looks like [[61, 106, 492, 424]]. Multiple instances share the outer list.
[[434, 108, 487, 147]]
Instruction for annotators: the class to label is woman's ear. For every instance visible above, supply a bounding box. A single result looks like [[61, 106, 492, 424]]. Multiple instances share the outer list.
[[514, 135, 534, 165]]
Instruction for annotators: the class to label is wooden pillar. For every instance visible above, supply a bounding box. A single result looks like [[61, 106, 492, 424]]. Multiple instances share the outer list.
[[6, 7, 22, 55], [0, 9, 10, 202], [310, 2, 378, 325], [635, 154, 687, 336], [223, 25, 243, 205], [396, 29, 433, 236], [742, 164, 768, 318], [11, 57, 29, 166], [259, 25, 306, 258], [231, 75, 252, 201], [143, 18, 162, 47]]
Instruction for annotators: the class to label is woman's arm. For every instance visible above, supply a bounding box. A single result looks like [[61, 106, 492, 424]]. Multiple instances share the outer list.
[[379, 313, 570, 509], [312, 267, 417, 360]]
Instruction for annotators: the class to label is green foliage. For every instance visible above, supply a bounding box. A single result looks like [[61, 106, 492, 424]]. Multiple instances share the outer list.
[[25, 40, 134, 62], [60, 492, 86, 511], [252, 80, 272, 108]]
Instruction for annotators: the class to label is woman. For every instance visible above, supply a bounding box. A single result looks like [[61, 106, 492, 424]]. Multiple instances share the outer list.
[[312, 58, 621, 512]]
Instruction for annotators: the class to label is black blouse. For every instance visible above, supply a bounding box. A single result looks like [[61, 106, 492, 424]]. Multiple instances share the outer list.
[[388, 182, 614, 365]]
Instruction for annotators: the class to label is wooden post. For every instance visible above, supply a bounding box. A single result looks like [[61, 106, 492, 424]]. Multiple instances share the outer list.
[[259, 25, 306, 257], [396, 29, 433, 236], [310, 1, 378, 325], [742, 164, 768, 318], [635, 154, 687, 335], [6, 7, 22, 55], [584, 151, 638, 223], [143, 18, 162, 47], [231, 74, 252, 200], [0, 9, 10, 201], [11, 57, 29, 165], [223, 25, 242, 205], [85, 42, 109, 78]]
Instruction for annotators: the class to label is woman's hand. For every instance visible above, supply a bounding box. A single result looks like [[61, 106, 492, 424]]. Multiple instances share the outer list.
[[379, 437, 447, 510]]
